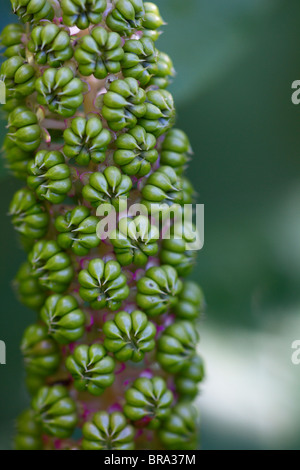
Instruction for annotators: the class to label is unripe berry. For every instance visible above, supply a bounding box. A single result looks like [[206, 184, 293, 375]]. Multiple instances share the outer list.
[[21, 323, 60, 377], [75, 27, 124, 79], [14, 409, 43, 450], [157, 321, 199, 373], [66, 344, 115, 395], [63, 116, 111, 166], [40, 294, 86, 344], [160, 224, 198, 276], [161, 128, 191, 173], [14, 262, 47, 310], [141, 165, 183, 213], [79, 258, 130, 310], [123, 377, 173, 427], [7, 106, 41, 152], [32, 385, 78, 438], [113, 125, 158, 176], [55, 205, 100, 255], [143, 2, 164, 40], [175, 355, 205, 399], [149, 51, 175, 89], [28, 240, 74, 292], [159, 403, 198, 450], [36, 67, 84, 117], [121, 37, 158, 87], [136, 265, 182, 316], [9, 188, 49, 239], [27, 150, 72, 204], [140, 89, 176, 137], [102, 77, 146, 131], [110, 215, 159, 266], [28, 23, 73, 67], [82, 167, 132, 210], [106, 0, 145, 36], [1, 23, 25, 58], [2, 137, 31, 180], [82, 411, 135, 450], [1, 56, 36, 98], [61, 0, 107, 30], [103, 310, 156, 362], [10, 0, 54, 23], [175, 281, 205, 320]]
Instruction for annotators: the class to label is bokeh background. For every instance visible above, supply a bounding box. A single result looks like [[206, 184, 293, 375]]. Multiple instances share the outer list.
[[1, 0, 300, 450]]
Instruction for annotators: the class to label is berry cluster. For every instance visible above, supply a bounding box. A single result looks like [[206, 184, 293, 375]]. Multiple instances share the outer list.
[[2, 0, 205, 451]]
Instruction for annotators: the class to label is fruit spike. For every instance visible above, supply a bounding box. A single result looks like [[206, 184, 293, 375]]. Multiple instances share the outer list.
[[2, 0, 205, 451]]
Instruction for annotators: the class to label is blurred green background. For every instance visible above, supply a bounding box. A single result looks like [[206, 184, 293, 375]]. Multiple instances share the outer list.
[[1, 0, 300, 450]]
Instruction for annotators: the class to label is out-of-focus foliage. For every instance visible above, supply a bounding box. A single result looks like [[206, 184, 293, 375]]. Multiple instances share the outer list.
[[154, 0, 281, 105]]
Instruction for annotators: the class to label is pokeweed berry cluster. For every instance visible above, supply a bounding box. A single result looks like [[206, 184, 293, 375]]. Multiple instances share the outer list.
[[2, 0, 205, 451]]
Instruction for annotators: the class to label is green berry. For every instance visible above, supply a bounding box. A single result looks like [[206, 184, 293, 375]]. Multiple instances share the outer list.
[[14, 262, 47, 310], [139, 89, 175, 137], [66, 344, 115, 396], [14, 409, 43, 450], [2, 137, 31, 180], [79, 258, 130, 310], [28, 240, 74, 293], [2, 96, 26, 113], [10, 0, 55, 24], [160, 224, 197, 276], [106, 0, 145, 36], [157, 321, 199, 373], [110, 215, 159, 266], [124, 377, 173, 427], [1, 23, 25, 58], [75, 27, 124, 79], [175, 281, 205, 321], [175, 355, 205, 399], [82, 167, 132, 210], [40, 294, 86, 344], [103, 310, 156, 362], [7, 106, 41, 152], [136, 265, 182, 316], [21, 323, 60, 377], [9, 188, 49, 239], [32, 385, 78, 438], [61, 0, 107, 30], [28, 23, 73, 67], [160, 128, 191, 173], [4, 43, 26, 59], [141, 165, 183, 214], [143, 2, 164, 41], [149, 51, 175, 89], [36, 67, 84, 117], [113, 125, 158, 176], [159, 403, 198, 450], [1, 56, 36, 98], [1, 23, 24, 47], [55, 205, 100, 255], [102, 78, 146, 131], [82, 411, 135, 450], [25, 372, 46, 396], [63, 116, 111, 166], [181, 176, 195, 204], [121, 37, 158, 87], [27, 150, 72, 204]]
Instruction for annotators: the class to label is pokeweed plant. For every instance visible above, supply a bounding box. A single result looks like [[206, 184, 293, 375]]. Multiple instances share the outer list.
[[2, 0, 205, 451]]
